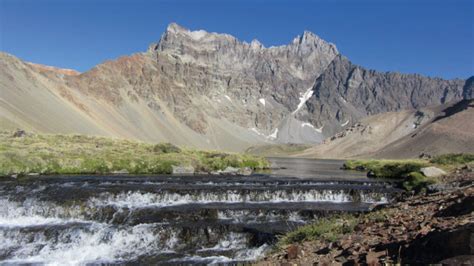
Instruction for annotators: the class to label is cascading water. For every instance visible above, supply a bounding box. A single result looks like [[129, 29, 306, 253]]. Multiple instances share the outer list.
[[0, 159, 399, 264]]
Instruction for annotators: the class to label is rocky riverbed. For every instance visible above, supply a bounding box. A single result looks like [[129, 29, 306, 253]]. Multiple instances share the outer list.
[[261, 168, 473, 265]]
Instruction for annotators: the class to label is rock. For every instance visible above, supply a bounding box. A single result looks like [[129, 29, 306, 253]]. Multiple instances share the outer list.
[[461, 165, 472, 172], [112, 169, 129, 175], [419, 152, 432, 159], [367, 170, 376, 177], [12, 129, 26, 138], [11, 174, 18, 179], [307, 54, 467, 139], [402, 224, 474, 263], [439, 255, 474, 265], [27, 173, 39, 176], [171, 165, 195, 175], [196, 171, 209, 175], [238, 167, 253, 176], [421, 166, 447, 178], [220, 166, 239, 175], [366, 250, 386, 265], [286, 244, 299, 260], [428, 182, 457, 192]]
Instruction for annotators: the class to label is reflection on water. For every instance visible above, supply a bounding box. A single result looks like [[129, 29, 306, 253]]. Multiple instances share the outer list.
[[262, 157, 368, 180]]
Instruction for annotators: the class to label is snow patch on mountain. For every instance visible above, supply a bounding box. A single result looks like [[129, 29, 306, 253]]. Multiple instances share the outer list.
[[293, 87, 314, 114], [268, 128, 279, 140], [301, 122, 323, 133]]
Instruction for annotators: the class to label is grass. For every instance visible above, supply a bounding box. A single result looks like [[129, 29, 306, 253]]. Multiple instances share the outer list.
[[278, 210, 394, 247], [343, 154, 474, 192], [343, 159, 434, 192], [0, 131, 269, 176], [245, 144, 311, 157], [278, 215, 358, 245], [403, 171, 436, 193], [430, 153, 474, 166], [343, 159, 428, 178]]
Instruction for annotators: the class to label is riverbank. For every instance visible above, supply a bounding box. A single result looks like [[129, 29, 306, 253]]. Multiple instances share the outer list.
[[261, 164, 473, 264], [0, 131, 269, 177]]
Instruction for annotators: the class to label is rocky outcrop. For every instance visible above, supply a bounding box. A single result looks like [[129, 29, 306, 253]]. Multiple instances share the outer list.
[[463, 76, 474, 99], [299, 55, 469, 137], [65, 23, 339, 136], [421, 166, 447, 178]]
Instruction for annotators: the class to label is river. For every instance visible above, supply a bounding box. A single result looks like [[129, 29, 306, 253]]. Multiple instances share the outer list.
[[0, 158, 398, 264]]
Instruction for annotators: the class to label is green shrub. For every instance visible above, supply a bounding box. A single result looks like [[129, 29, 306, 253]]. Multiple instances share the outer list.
[[279, 215, 358, 245], [403, 171, 435, 193], [344, 159, 428, 179], [153, 143, 181, 154], [343, 159, 436, 193]]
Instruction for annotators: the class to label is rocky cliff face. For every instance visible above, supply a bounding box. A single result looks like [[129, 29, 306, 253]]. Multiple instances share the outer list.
[[65, 23, 339, 135], [0, 23, 471, 151], [296, 55, 469, 137]]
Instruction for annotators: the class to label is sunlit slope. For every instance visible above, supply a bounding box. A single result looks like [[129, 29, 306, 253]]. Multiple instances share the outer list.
[[0, 53, 267, 151]]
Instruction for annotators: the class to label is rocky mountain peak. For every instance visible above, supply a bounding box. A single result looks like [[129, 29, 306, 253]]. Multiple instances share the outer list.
[[164, 22, 210, 41], [288, 31, 338, 56], [250, 39, 264, 50]]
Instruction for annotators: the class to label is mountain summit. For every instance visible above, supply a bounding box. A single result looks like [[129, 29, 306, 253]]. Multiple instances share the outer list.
[[0, 23, 471, 151]]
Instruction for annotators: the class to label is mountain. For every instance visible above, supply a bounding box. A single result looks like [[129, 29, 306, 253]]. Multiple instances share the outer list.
[[295, 100, 474, 158], [298, 55, 468, 137], [0, 23, 471, 152]]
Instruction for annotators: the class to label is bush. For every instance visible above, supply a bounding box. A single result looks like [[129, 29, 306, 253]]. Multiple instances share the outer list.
[[344, 160, 428, 179], [279, 215, 358, 245], [343, 159, 436, 193], [403, 171, 435, 192], [153, 143, 181, 154]]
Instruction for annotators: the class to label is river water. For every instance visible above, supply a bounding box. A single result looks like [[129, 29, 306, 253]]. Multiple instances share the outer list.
[[0, 158, 398, 264]]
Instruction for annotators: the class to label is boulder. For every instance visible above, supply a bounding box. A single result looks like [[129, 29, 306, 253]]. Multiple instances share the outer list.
[[112, 169, 129, 175], [421, 166, 447, 178], [172, 165, 195, 175], [238, 167, 253, 176], [221, 166, 239, 175], [419, 152, 432, 159], [12, 129, 26, 138], [286, 244, 299, 259]]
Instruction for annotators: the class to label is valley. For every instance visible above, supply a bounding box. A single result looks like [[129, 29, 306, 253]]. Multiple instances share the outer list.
[[1, 20, 472, 265]]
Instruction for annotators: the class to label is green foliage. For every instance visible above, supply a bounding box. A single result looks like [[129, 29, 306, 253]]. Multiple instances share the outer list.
[[279, 215, 358, 245], [402, 171, 436, 193], [0, 131, 269, 176], [344, 159, 428, 179], [343, 159, 436, 193], [430, 153, 474, 165], [153, 143, 181, 154]]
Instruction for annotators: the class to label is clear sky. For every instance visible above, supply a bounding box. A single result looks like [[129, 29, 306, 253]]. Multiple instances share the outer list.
[[1, 0, 472, 79]]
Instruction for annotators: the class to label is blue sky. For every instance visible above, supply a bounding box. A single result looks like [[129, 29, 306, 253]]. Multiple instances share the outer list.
[[1, 0, 472, 79]]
